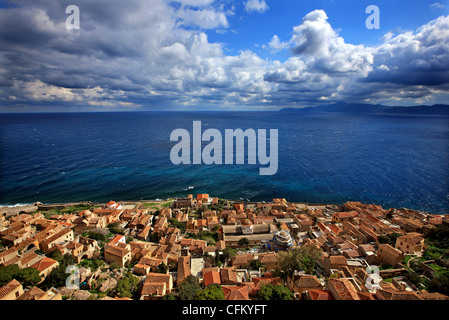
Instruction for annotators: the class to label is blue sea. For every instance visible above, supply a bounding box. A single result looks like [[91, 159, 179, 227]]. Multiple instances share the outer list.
[[0, 111, 448, 214]]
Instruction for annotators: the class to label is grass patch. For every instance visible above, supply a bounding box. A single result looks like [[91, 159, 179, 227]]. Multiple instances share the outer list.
[[423, 243, 445, 260]]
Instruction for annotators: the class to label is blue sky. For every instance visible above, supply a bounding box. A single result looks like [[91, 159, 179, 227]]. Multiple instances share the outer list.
[[0, 0, 448, 111]]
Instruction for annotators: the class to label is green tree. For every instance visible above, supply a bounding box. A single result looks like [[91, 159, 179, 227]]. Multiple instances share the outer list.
[[250, 259, 265, 270], [428, 275, 449, 296], [0, 264, 41, 287], [161, 293, 177, 300], [157, 262, 168, 274], [277, 245, 321, 278], [427, 224, 449, 249], [238, 237, 249, 246], [149, 232, 161, 243], [195, 284, 225, 300], [16, 267, 41, 287], [0, 264, 21, 287], [258, 283, 293, 300], [85, 231, 106, 242], [41, 254, 78, 290], [178, 275, 202, 300], [48, 249, 63, 262], [377, 232, 401, 246], [168, 218, 187, 233], [403, 270, 422, 288], [114, 272, 140, 299], [107, 223, 124, 235]]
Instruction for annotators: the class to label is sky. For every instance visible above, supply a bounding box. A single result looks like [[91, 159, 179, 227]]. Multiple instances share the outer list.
[[0, 0, 448, 112]]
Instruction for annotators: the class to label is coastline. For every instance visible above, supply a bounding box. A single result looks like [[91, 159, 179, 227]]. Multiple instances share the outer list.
[[1, 197, 443, 218]]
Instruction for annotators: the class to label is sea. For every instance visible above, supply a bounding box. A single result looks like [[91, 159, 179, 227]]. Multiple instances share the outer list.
[[0, 111, 448, 214]]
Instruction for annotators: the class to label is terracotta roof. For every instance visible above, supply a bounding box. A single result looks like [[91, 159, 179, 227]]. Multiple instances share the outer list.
[[308, 289, 334, 300], [215, 240, 226, 250], [31, 257, 58, 272], [378, 243, 402, 257], [220, 267, 238, 284], [292, 274, 322, 289], [177, 255, 191, 284], [0, 279, 22, 299], [107, 234, 126, 247], [328, 255, 347, 266], [0, 246, 18, 259], [16, 286, 46, 300], [398, 233, 424, 245], [222, 285, 249, 300], [252, 276, 282, 291], [376, 289, 422, 300], [144, 272, 171, 285], [42, 228, 72, 245], [104, 245, 130, 258], [141, 282, 166, 296], [328, 278, 360, 300], [139, 256, 163, 268], [203, 270, 221, 287], [258, 253, 278, 264]]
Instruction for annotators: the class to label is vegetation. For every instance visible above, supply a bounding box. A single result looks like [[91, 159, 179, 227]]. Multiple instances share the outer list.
[[238, 237, 250, 246], [403, 270, 422, 289], [428, 275, 449, 296], [277, 245, 321, 278], [422, 244, 446, 260], [107, 222, 124, 235], [113, 272, 140, 299], [249, 259, 265, 270], [109, 263, 120, 271], [258, 283, 293, 300], [83, 231, 106, 242], [168, 218, 187, 233], [161, 293, 177, 300], [79, 258, 105, 271], [0, 264, 41, 287], [377, 232, 401, 247], [178, 275, 202, 300], [47, 249, 64, 262], [427, 224, 449, 249], [156, 262, 168, 274], [149, 232, 161, 243], [195, 284, 225, 300], [41, 254, 77, 290]]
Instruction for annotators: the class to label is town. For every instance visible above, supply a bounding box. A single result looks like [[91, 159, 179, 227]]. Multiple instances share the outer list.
[[0, 195, 448, 300]]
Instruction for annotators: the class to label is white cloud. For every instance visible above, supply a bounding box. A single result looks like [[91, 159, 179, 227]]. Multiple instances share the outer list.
[[290, 10, 373, 75], [174, 7, 229, 29], [171, 0, 215, 7], [244, 0, 268, 13], [430, 2, 445, 9], [0, 2, 448, 110], [268, 35, 289, 51]]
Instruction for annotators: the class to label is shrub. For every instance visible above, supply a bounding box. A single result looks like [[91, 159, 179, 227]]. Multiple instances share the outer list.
[[258, 283, 293, 300]]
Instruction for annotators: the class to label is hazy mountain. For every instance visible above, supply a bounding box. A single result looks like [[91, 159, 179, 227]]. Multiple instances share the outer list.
[[280, 102, 449, 115]]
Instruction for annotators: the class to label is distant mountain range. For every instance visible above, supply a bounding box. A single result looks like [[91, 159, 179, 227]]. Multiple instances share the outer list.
[[280, 102, 449, 115]]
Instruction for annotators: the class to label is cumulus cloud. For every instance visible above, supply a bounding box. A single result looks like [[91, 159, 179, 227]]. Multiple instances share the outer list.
[[0, 1, 448, 111], [174, 7, 229, 29], [290, 10, 373, 75], [244, 0, 269, 13], [268, 35, 289, 52], [366, 15, 449, 86]]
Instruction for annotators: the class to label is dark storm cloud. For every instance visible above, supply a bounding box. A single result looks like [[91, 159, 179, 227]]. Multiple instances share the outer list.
[[0, 1, 448, 111]]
